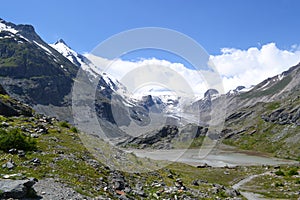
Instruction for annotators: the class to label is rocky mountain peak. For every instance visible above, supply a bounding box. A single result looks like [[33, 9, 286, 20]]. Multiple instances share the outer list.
[[204, 89, 219, 98], [54, 39, 72, 50]]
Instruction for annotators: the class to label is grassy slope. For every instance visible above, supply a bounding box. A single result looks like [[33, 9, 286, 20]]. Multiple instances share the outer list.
[[223, 98, 300, 161], [3, 115, 297, 199]]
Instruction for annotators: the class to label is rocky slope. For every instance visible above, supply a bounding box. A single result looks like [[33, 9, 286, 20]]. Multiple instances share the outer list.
[[0, 19, 153, 135], [0, 87, 252, 200], [218, 63, 300, 159], [0, 18, 78, 105], [0, 18, 80, 122], [50, 38, 175, 139], [0, 84, 32, 117]]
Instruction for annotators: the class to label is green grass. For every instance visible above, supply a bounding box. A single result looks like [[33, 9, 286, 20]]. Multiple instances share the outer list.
[[0, 128, 37, 151], [0, 94, 11, 101], [59, 121, 70, 128], [265, 101, 281, 111], [0, 116, 108, 197], [222, 99, 300, 160], [0, 115, 297, 199]]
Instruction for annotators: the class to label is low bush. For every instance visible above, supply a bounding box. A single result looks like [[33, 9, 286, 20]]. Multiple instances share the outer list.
[[0, 128, 36, 151], [287, 168, 299, 176], [275, 170, 285, 176], [59, 121, 70, 128]]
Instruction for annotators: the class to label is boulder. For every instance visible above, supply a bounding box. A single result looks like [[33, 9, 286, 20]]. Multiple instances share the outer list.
[[225, 188, 240, 197], [2, 160, 16, 170], [0, 178, 37, 199]]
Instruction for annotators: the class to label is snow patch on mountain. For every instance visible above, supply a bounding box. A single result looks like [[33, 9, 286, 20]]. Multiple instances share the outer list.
[[50, 39, 132, 99], [0, 20, 18, 34], [33, 40, 52, 54]]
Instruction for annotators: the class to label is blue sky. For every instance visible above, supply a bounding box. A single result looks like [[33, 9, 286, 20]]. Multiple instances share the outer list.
[[1, 0, 300, 55]]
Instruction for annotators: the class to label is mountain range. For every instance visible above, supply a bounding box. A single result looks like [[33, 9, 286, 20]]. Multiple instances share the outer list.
[[1, 18, 300, 159], [1, 18, 300, 200]]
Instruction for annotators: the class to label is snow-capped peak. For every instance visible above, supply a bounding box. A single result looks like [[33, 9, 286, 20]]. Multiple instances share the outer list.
[[226, 85, 253, 96], [50, 39, 82, 66], [0, 19, 18, 34], [50, 39, 130, 95]]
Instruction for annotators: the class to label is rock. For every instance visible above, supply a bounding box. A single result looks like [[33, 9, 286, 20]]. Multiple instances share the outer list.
[[118, 194, 129, 200], [30, 133, 39, 138], [151, 181, 162, 188], [124, 187, 131, 193], [135, 182, 143, 191], [204, 89, 219, 99], [192, 180, 199, 186], [133, 189, 147, 197], [175, 178, 184, 189], [2, 161, 16, 170], [225, 188, 240, 197], [1, 122, 9, 127], [18, 150, 25, 157], [0, 178, 37, 199], [164, 186, 178, 194], [30, 158, 41, 166], [167, 173, 174, 179], [86, 159, 101, 168], [113, 179, 125, 191], [196, 163, 211, 168], [3, 173, 23, 179], [212, 183, 225, 194], [198, 179, 208, 184], [133, 182, 146, 197], [224, 171, 230, 175], [8, 148, 17, 154]]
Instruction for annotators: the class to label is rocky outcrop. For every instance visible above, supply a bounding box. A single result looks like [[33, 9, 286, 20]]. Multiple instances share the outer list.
[[118, 123, 208, 149], [0, 178, 37, 199], [120, 125, 179, 147], [0, 84, 32, 117], [262, 106, 300, 125], [204, 89, 219, 99]]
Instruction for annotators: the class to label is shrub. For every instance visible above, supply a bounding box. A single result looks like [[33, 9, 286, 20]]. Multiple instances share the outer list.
[[275, 170, 285, 176], [275, 182, 284, 187], [287, 168, 299, 176], [0, 128, 36, 151], [70, 127, 78, 133], [59, 121, 70, 128]]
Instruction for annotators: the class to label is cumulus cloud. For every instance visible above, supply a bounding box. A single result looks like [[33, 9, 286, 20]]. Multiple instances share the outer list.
[[86, 54, 210, 97], [86, 43, 300, 97], [211, 43, 300, 91]]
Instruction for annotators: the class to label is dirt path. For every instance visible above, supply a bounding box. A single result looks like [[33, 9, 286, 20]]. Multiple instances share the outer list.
[[232, 172, 270, 200]]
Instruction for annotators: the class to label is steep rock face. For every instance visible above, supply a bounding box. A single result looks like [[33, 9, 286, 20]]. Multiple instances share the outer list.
[[0, 19, 78, 108]]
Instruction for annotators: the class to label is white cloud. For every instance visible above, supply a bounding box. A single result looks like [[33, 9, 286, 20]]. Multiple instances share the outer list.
[[86, 54, 210, 97], [211, 43, 300, 91], [86, 43, 300, 97]]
